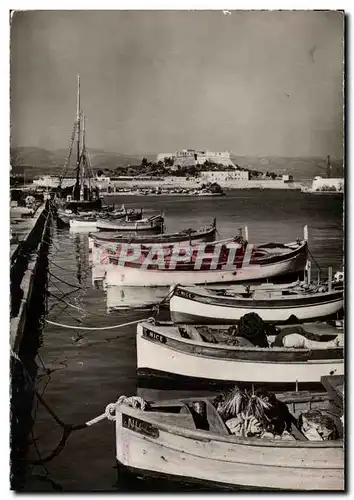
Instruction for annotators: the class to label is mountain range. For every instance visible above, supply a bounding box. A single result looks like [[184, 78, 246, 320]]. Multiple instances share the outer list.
[[10, 146, 344, 180]]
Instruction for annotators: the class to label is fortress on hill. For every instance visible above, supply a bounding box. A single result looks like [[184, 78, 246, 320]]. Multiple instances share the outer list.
[[156, 149, 236, 168]]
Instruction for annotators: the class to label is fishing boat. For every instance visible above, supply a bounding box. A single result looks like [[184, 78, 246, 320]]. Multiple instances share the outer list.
[[89, 219, 217, 249], [69, 214, 98, 231], [110, 375, 344, 491], [104, 229, 308, 287], [69, 206, 143, 231], [169, 282, 344, 324], [96, 214, 164, 232], [136, 319, 343, 394], [54, 76, 102, 221]]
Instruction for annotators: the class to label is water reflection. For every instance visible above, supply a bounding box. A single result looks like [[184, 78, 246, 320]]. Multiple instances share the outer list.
[[105, 284, 169, 312], [21, 191, 344, 492]]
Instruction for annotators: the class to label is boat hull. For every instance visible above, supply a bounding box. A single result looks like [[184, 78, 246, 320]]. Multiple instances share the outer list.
[[96, 216, 164, 232], [114, 404, 344, 491], [69, 219, 97, 231], [105, 246, 307, 287], [90, 226, 217, 248], [136, 324, 343, 387], [170, 287, 344, 324], [63, 198, 102, 212]]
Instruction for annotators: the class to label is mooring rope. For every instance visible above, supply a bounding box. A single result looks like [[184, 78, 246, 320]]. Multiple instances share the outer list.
[[45, 317, 153, 331], [49, 271, 84, 289], [10, 350, 116, 465]]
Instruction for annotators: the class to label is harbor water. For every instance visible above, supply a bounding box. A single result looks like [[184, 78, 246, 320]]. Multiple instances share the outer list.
[[21, 190, 343, 492]]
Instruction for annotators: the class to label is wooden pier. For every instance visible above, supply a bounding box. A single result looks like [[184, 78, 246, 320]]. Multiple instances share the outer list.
[[10, 200, 52, 354]]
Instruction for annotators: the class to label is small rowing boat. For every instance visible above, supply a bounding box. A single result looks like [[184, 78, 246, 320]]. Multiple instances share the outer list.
[[69, 206, 143, 231], [96, 214, 164, 232], [169, 283, 344, 324], [89, 219, 217, 249], [69, 215, 98, 230], [136, 319, 344, 393], [111, 376, 344, 491]]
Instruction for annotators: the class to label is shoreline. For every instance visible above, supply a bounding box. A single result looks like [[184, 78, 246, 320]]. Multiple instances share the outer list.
[[100, 187, 302, 196]]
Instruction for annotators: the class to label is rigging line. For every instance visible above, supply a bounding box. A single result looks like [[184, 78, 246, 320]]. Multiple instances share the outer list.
[[33, 375, 51, 428], [49, 258, 79, 274], [47, 276, 81, 300], [307, 247, 323, 274], [10, 351, 105, 466], [45, 235, 75, 249], [46, 287, 82, 320], [49, 271, 86, 290], [45, 317, 150, 331], [47, 282, 81, 308], [47, 300, 85, 325], [47, 291, 110, 319], [47, 286, 82, 305]]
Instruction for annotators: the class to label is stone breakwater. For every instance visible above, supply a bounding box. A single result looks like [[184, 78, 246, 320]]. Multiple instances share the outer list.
[[97, 178, 303, 195]]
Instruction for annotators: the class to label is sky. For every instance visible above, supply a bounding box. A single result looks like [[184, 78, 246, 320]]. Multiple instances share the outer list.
[[10, 10, 344, 157]]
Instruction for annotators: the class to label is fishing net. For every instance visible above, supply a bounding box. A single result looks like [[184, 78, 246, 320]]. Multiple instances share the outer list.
[[214, 386, 293, 439], [298, 410, 338, 441]]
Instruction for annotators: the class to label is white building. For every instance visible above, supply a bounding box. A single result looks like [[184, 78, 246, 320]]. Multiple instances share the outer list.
[[156, 149, 236, 168], [33, 175, 60, 188], [311, 176, 344, 192], [200, 170, 249, 183]]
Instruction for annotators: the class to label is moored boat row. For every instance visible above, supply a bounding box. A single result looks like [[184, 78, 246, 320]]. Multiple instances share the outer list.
[[40, 75, 345, 492]]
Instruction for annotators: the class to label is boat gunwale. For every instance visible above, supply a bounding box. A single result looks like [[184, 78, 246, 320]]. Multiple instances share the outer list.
[[138, 323, 343, 361], [116, 402, 344, 449], [171, 284, 344, 309], [90, 224, 217, 243], [118, 239, 307, 272], [95, 235, 232, 251]]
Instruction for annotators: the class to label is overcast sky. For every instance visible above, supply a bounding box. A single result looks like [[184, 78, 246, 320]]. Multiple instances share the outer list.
[[10, 10, 344, 157]]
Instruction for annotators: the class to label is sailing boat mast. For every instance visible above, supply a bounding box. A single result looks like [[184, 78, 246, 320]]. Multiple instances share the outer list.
[[80, 112, 86, 200], [76, 74, 81, 171], [74, 74, 81, 200]]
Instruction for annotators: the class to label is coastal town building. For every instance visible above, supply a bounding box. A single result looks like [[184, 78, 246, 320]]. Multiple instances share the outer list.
[[33, 175, 60, 188], [311, 176, 344, 192], [200, 170, 249, 182]]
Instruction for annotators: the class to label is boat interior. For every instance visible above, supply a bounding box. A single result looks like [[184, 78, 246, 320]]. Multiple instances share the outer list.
[[143, 384, 343, 443], [185, 286, 341, 300], [147, 322, 344, 349]]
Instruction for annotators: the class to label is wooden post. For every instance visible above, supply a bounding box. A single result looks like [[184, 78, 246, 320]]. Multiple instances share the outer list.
[[306, 260, 311, 285], [317, 270, 320, 285], [328, 267, 333, 291], [244, 225, 249, 242], [303, 225, 308, 241]]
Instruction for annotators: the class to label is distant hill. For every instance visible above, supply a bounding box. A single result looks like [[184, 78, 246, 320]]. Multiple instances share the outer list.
[[10, 147, 344, 181], [10, 147, 144, 178], [230, 155, 344, 180]]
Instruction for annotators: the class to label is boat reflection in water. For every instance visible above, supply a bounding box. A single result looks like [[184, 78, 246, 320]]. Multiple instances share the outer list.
[[104, 284, 169, 313]]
